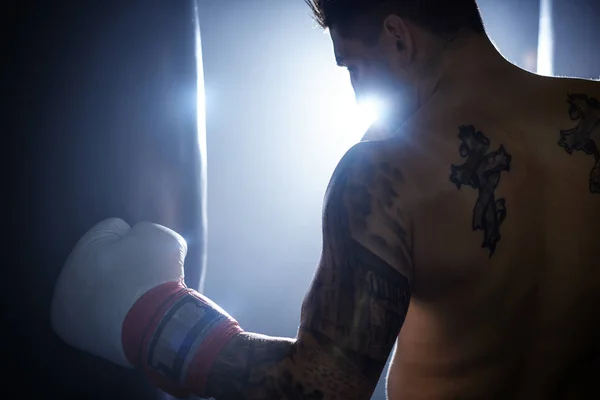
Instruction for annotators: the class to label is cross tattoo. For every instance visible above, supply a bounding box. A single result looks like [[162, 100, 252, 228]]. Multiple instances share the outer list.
[[558, 93, 600, 194], [450, 125, 513, 257]]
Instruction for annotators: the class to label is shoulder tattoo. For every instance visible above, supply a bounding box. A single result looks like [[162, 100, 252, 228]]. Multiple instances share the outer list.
[[558, 93, 600, 194], [450, 125, 512, 257]]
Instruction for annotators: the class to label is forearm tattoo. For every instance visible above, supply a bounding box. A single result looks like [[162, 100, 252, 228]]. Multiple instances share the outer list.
[[206, 144, 412, 400], [558, 93, 600, 194], [450, 125, 512, 257]]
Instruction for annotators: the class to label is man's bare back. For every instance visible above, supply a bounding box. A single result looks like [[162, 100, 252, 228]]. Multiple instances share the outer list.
[[380, 69, 600, 399]]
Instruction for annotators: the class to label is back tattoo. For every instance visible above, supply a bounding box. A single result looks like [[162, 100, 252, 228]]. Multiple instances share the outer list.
[[450, 125, 512, 257], [558, 93, 600, 194]]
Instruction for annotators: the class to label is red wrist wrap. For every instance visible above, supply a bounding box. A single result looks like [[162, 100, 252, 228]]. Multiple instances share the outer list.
[[122, 280, 243, 399]]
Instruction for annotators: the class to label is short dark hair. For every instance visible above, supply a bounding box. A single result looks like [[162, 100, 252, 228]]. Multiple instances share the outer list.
[[306, 0, 485, 40]]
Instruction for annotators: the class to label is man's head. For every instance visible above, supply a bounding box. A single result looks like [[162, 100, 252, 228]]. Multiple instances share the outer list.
[[307, 0, 485, 122]]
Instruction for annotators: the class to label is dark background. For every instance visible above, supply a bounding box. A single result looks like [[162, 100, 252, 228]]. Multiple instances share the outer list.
[[5, 0, 599, 399]]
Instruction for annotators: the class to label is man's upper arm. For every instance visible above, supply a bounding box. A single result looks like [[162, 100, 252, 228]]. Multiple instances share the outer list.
[[298, 142, 413, 396]]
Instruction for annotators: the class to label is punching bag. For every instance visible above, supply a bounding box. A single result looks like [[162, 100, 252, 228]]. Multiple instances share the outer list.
[[8, 1, 207, 398], [551, 0, 600, 78]]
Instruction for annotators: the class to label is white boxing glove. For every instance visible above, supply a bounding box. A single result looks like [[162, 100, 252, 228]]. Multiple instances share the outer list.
[[51, 218, 188, 368]]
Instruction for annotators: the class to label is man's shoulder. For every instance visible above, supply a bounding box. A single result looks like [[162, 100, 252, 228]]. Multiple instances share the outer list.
[[328, 139, 422, 216], [541, 76, 600, 104], [337, 139, 410, 180], [333, 140, 385, 172]]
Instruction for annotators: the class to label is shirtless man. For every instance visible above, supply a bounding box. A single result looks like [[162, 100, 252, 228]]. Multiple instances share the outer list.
[[51, 0, 600, 399]]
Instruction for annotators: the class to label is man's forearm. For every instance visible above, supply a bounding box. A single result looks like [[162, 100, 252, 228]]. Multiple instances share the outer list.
[[204, 332, 296, 399], [121, 280, 373, 399], [205, 332, 377, 400]]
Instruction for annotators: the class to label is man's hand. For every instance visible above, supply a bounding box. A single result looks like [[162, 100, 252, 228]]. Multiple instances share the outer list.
[[51, 219, 187, 367], [52, 218, 245, 398]]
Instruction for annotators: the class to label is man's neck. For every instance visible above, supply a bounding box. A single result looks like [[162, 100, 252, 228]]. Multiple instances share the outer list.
[[414, 33, 512, 109], [378, 33, 515, 134], [375, 33, 518, 136]]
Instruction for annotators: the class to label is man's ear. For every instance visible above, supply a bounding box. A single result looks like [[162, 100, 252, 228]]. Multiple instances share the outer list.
[[383, 15, 415, 68]]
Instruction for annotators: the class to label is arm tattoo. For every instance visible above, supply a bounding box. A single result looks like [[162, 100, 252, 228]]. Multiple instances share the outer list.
[[205, 144, 412, 400], [558, 93, 600, 194], [450, 125, 512, 257]]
